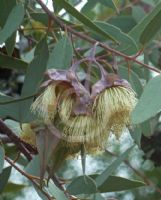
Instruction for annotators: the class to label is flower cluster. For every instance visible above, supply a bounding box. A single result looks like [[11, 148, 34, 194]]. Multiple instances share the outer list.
[[30, 59, 137, 153]]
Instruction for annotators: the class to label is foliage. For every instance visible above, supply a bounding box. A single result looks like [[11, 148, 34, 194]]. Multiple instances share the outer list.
[[0, 0, 161, 200]]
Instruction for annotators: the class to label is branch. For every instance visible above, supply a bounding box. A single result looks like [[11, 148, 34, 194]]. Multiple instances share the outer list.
[[105, 149, 161, 195], [35, 0, 161, 74], [5, 156, 53, 200], [0, 119, 35, 161]]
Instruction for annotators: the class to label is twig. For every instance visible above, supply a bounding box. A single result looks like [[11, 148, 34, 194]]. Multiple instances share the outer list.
[[0, 119, 32, 161], [5, 156, 53, 200], [35, 0, 161, 74], [105, 149, 161, 195]]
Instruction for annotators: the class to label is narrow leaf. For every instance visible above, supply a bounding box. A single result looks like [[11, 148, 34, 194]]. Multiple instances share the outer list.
[[47, 181, 68, 200], [0, 53, 28, 71], [132, 75, 161, 124], [0, 166, 12, 193], [0, 0, 16, 27], [0, 4, 25, 44], [0, 146, 5, 173], [19, 37, 49, 122], [95, 146, 133, 187], [109, 16, 136, 33], [100, 0, 119, 13], [129, 2, 161, 44], [130, 127, 142, 147], [48, 37, 73, 69], [141, 120, 153, 137], [0, 0, 16, 55], [95, 21, 138, 55], [93, 193, 105, 200], [118, 66, 143, 97], [6, 32, 16, 56], [0, 93, 35, 122], [67, 175, 97, 195], [21, 37, 49, 96], [0, 94, 22, 120], [55, 0, 117, 43], [91, 174, 145, 192], [25, 155, 40, 176], [140, 9, 161, 45]]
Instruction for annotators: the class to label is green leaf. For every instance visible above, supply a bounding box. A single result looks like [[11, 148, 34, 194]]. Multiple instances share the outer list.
[[0, 166, 12, 193], [48, 37, 73, 69], [54, 0, 117, 43], [6, 32, 16, 56], [118, 66, 143, 97], [0, 93, 37, 122], [0, 0, 16, 55], [149, 47, 160, 67], [99, 0, 119, 12], [21, 37, 49, 96], [0, 53, 28, 72], [130, 126, 142, 147], [108, 16, 136, 33], [141, 120, 153, 137], [132, 75, 161, 124], [0, 94, 22, 120], [95, 146, 133, 187], [95, 21, 138, 55], [4, 119, 21, 136], [0, 0, 16, 27], [3, 182, 26, 193], [19, 37, 49, 122], [0, 146, 5, 173], [0, 4, 25, 44], [25, 155, 40, 177], [47, 181, 68, 200], [67, 175, 97, 195], [82, 0, 119, 13], [91, 174, 145, 192], [129, 2, 161, 44], [93, 193, 105, 200], [68, 174, 145, 195], [81, 0, 97, 13], [132, 6, 146, 23], [140, 9, 161, 45]]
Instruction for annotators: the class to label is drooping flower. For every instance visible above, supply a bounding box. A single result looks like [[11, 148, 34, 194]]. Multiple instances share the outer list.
[[31, 59, 137, 151], [92, 69, 137, 138], [94, 85, 137, 138]]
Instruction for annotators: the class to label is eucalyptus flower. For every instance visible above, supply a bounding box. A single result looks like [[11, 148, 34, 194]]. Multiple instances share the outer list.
[[31, 59, 137, 151], [92, 68, 137, 138]]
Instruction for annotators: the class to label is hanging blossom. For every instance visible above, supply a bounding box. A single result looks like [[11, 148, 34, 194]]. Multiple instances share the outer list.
[[29, 57, 137, 152]]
